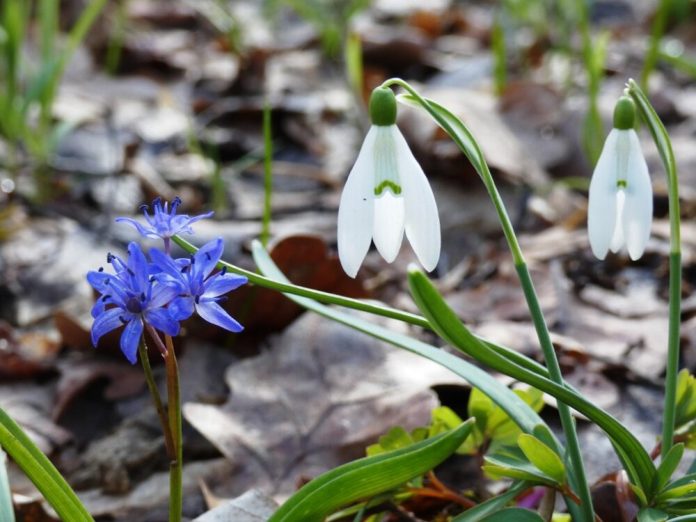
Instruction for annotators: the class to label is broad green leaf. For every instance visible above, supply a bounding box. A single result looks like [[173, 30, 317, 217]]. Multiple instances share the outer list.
[[532, 424, 558, 455], [657, 479, 696, 501], [518, 434, 566, 485], [480, 507, 544, 521], [0, 408, 93, 521], [655, 443, 684, 491], [637, 508, 668, 522], [268, 420, 475, 522], [484, 448, 558, 486], [453, 481, 530, 522], [406, 267, 657, 497]]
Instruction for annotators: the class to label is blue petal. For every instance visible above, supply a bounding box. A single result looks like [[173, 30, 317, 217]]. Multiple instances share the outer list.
[[149, 282, 179, 308], [86, 270, 111, 291], [127, 243, 150, 290], [168, 296, 195, 320], [193, 238, 223, 281], [203, 273, 247, 297], [149, 247, 180, 275], [196, 300, 243, 332], [115, 217, 159, 239], [91, 308, 125, 346], [120, 318, 143, 364], [144, 308, 180, 336], [169, 211, 214, 235]]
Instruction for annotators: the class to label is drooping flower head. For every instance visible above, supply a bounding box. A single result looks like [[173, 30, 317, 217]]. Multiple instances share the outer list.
[[150, 238, 247, 332], [337, 86, 441, 278], [588, 96, 653, 260], [87, 243, 180, 364], [116, 197, 213, 249]]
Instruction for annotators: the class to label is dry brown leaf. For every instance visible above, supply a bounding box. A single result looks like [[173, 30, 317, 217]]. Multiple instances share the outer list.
[[184, 311, 457, 498]]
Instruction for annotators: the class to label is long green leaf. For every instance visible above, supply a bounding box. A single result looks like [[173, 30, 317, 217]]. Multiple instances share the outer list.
[[250, 240, 557, 449], [0, 409, 93, 521], [480, 507, 544, 522], [269, 420, 475, 522], [173, 235, 555, 382], [407, 268, 657, 497], [453, 481, 529, 522]]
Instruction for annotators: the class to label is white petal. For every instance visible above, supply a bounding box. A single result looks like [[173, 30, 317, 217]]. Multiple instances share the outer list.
[[622, 130, 652, 260], [588, 129, 621, 259], [609, 190, 625, 253], [392, 127, 441, 271], [373, 191, 405, 262], [338, 126, 377, 277]]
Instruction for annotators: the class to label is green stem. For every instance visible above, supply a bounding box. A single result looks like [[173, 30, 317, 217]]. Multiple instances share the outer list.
[[516, 264, 593, 519], [164, 334, 183, 522], [138, 340, 175, 459], [381, 78, 594, 521], [626, 79, 682, 460]]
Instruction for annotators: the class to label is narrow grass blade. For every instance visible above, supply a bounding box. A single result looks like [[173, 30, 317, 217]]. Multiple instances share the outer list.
[[0, 446, 15, 522]]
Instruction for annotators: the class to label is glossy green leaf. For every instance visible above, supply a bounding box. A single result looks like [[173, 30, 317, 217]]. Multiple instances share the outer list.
[[518, 434, 566, 485], [484, 449, 558, 487], [637, 508, 668, 522], [406, 267, 657, 497], [0, 408, 93, 521], [268, 419, 474, 522], [452, 481, 530, 522], [480, 507, 544, 522], [655, 443, 684, 491]]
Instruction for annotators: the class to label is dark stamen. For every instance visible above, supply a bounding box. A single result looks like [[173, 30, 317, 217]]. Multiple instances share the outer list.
[[98, 267, 104, 272], [119, 315, 128, 324], [194, 295, 200, 304], [205, 253, 211, 261], [140, 292, 146, 301], [221, 267, 227, 276], [139, 203, 149, 212]]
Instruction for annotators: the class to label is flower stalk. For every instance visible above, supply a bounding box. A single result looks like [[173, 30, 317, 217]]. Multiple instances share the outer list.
[[381, 77, 595, 521], [626, 79, 682, 460], [165, 334, 183, 522]]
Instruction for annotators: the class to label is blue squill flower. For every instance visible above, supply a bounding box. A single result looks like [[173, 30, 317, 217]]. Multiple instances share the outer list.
[[150, 238, 247, 332], [87, 243, 180, 364], [116, 197, 213, 247]]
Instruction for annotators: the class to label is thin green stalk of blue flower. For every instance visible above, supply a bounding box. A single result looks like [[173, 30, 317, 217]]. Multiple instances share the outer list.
[[380, 77, 594, 521], [171, 235, 555, 380], [164, 333, 183, 522], [627, 79, 682, 460], [261, 100, 273, 247], [138, 340, 175, 460]]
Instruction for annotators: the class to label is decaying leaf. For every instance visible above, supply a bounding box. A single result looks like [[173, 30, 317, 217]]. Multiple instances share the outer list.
[[184, 311, 457, 498]]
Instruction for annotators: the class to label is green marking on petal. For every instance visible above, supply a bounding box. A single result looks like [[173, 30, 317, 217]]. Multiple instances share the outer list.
[[617, 180, 627, 188], [374, 180, 402, 196]]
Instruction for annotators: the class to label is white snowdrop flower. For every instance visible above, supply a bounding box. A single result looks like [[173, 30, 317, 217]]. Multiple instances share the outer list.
[[337, 87, 441, 278], [588, 96, 652, 261]]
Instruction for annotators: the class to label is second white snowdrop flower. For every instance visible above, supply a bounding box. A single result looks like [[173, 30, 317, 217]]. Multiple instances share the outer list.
[[338, 87, 441, 278], [588, 96, 653, 261]]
